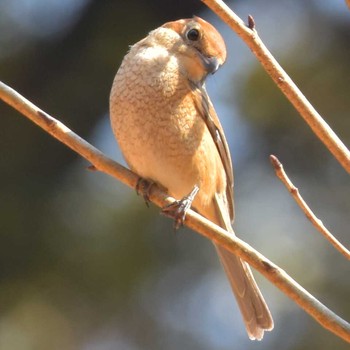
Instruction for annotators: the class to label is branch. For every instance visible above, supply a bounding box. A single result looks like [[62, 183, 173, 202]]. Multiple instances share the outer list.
[[1, 81, 350, 342], [201, 0, 350, 174], [270, 155, 350, 260]]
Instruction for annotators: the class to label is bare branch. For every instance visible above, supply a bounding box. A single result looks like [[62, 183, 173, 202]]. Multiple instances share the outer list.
[[201, 0, 350, 173], [0, 81, 138, 189], [1, 80, 350, 342], [270, 155, 350, 260]]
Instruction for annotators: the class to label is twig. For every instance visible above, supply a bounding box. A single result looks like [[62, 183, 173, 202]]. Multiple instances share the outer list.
[[270, 155, 350, 260], [201, 0, 350, 174], [1, 81, 350, 342]]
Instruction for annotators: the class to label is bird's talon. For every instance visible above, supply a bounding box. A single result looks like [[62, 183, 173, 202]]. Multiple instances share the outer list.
[[136, 178, 154, 207], [161, 185, 199, 230], [162, 200, 186, 229]]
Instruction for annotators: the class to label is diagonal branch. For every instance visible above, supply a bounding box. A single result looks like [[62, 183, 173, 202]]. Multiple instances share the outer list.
[[201, 0, 350, 174], [1, 80, 350, 342], [270, 155, 350, 260]]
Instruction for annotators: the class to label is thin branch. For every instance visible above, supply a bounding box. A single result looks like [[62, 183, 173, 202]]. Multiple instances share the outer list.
[[1, 81, 350, 342], [0, 81, 139, 190], [201, 0, 350, 174], [270, 155, 350, 260]]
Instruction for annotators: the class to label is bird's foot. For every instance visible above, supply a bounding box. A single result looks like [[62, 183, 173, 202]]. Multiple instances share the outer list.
[[136, 178, 155, 207], [162, 185, 199, 230]]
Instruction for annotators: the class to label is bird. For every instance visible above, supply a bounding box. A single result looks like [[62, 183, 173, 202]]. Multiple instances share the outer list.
[[109, 16, 273, 340]]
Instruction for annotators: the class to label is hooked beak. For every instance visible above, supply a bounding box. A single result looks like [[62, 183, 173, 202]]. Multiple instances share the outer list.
[[200, 55, 221, 75]]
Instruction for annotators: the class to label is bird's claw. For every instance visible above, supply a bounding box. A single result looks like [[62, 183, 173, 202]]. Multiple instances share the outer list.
[[136, 178, 155, 207], [162, 185, 199, 230]]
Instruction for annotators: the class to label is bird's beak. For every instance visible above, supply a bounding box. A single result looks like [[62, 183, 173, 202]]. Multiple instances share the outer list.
[[200, 55, 221, 75]]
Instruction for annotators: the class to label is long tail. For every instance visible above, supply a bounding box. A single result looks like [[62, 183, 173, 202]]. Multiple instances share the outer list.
[[212, 193, 274, 340]]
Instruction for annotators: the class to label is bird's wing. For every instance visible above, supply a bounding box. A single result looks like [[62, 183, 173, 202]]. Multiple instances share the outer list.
[[190, 81, 235, 222]]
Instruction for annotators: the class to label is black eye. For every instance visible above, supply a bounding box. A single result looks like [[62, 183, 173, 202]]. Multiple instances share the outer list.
[[186, 28, 200, 41]]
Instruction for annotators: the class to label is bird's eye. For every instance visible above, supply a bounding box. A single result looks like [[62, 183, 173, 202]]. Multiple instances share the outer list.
[[186, 28, 200, 41]]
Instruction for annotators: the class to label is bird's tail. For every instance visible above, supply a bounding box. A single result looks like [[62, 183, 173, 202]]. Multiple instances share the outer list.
[[212, 193, 274, 340]]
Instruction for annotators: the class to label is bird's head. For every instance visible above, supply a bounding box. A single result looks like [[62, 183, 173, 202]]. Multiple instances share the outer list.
[[146, 17, 227, 84]]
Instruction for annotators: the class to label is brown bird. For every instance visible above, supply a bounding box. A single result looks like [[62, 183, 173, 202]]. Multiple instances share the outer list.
[[110, 16, 273, 340]]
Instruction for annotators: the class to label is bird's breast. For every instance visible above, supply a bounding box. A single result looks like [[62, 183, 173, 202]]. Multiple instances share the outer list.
[[110, 44, 223, 204]]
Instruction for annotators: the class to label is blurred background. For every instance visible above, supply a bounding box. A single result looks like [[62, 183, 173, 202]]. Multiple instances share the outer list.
[[0, 0, 349, 349]]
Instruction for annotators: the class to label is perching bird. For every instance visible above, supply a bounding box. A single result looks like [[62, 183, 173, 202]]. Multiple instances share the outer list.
[[109, 16, 273, 340]]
